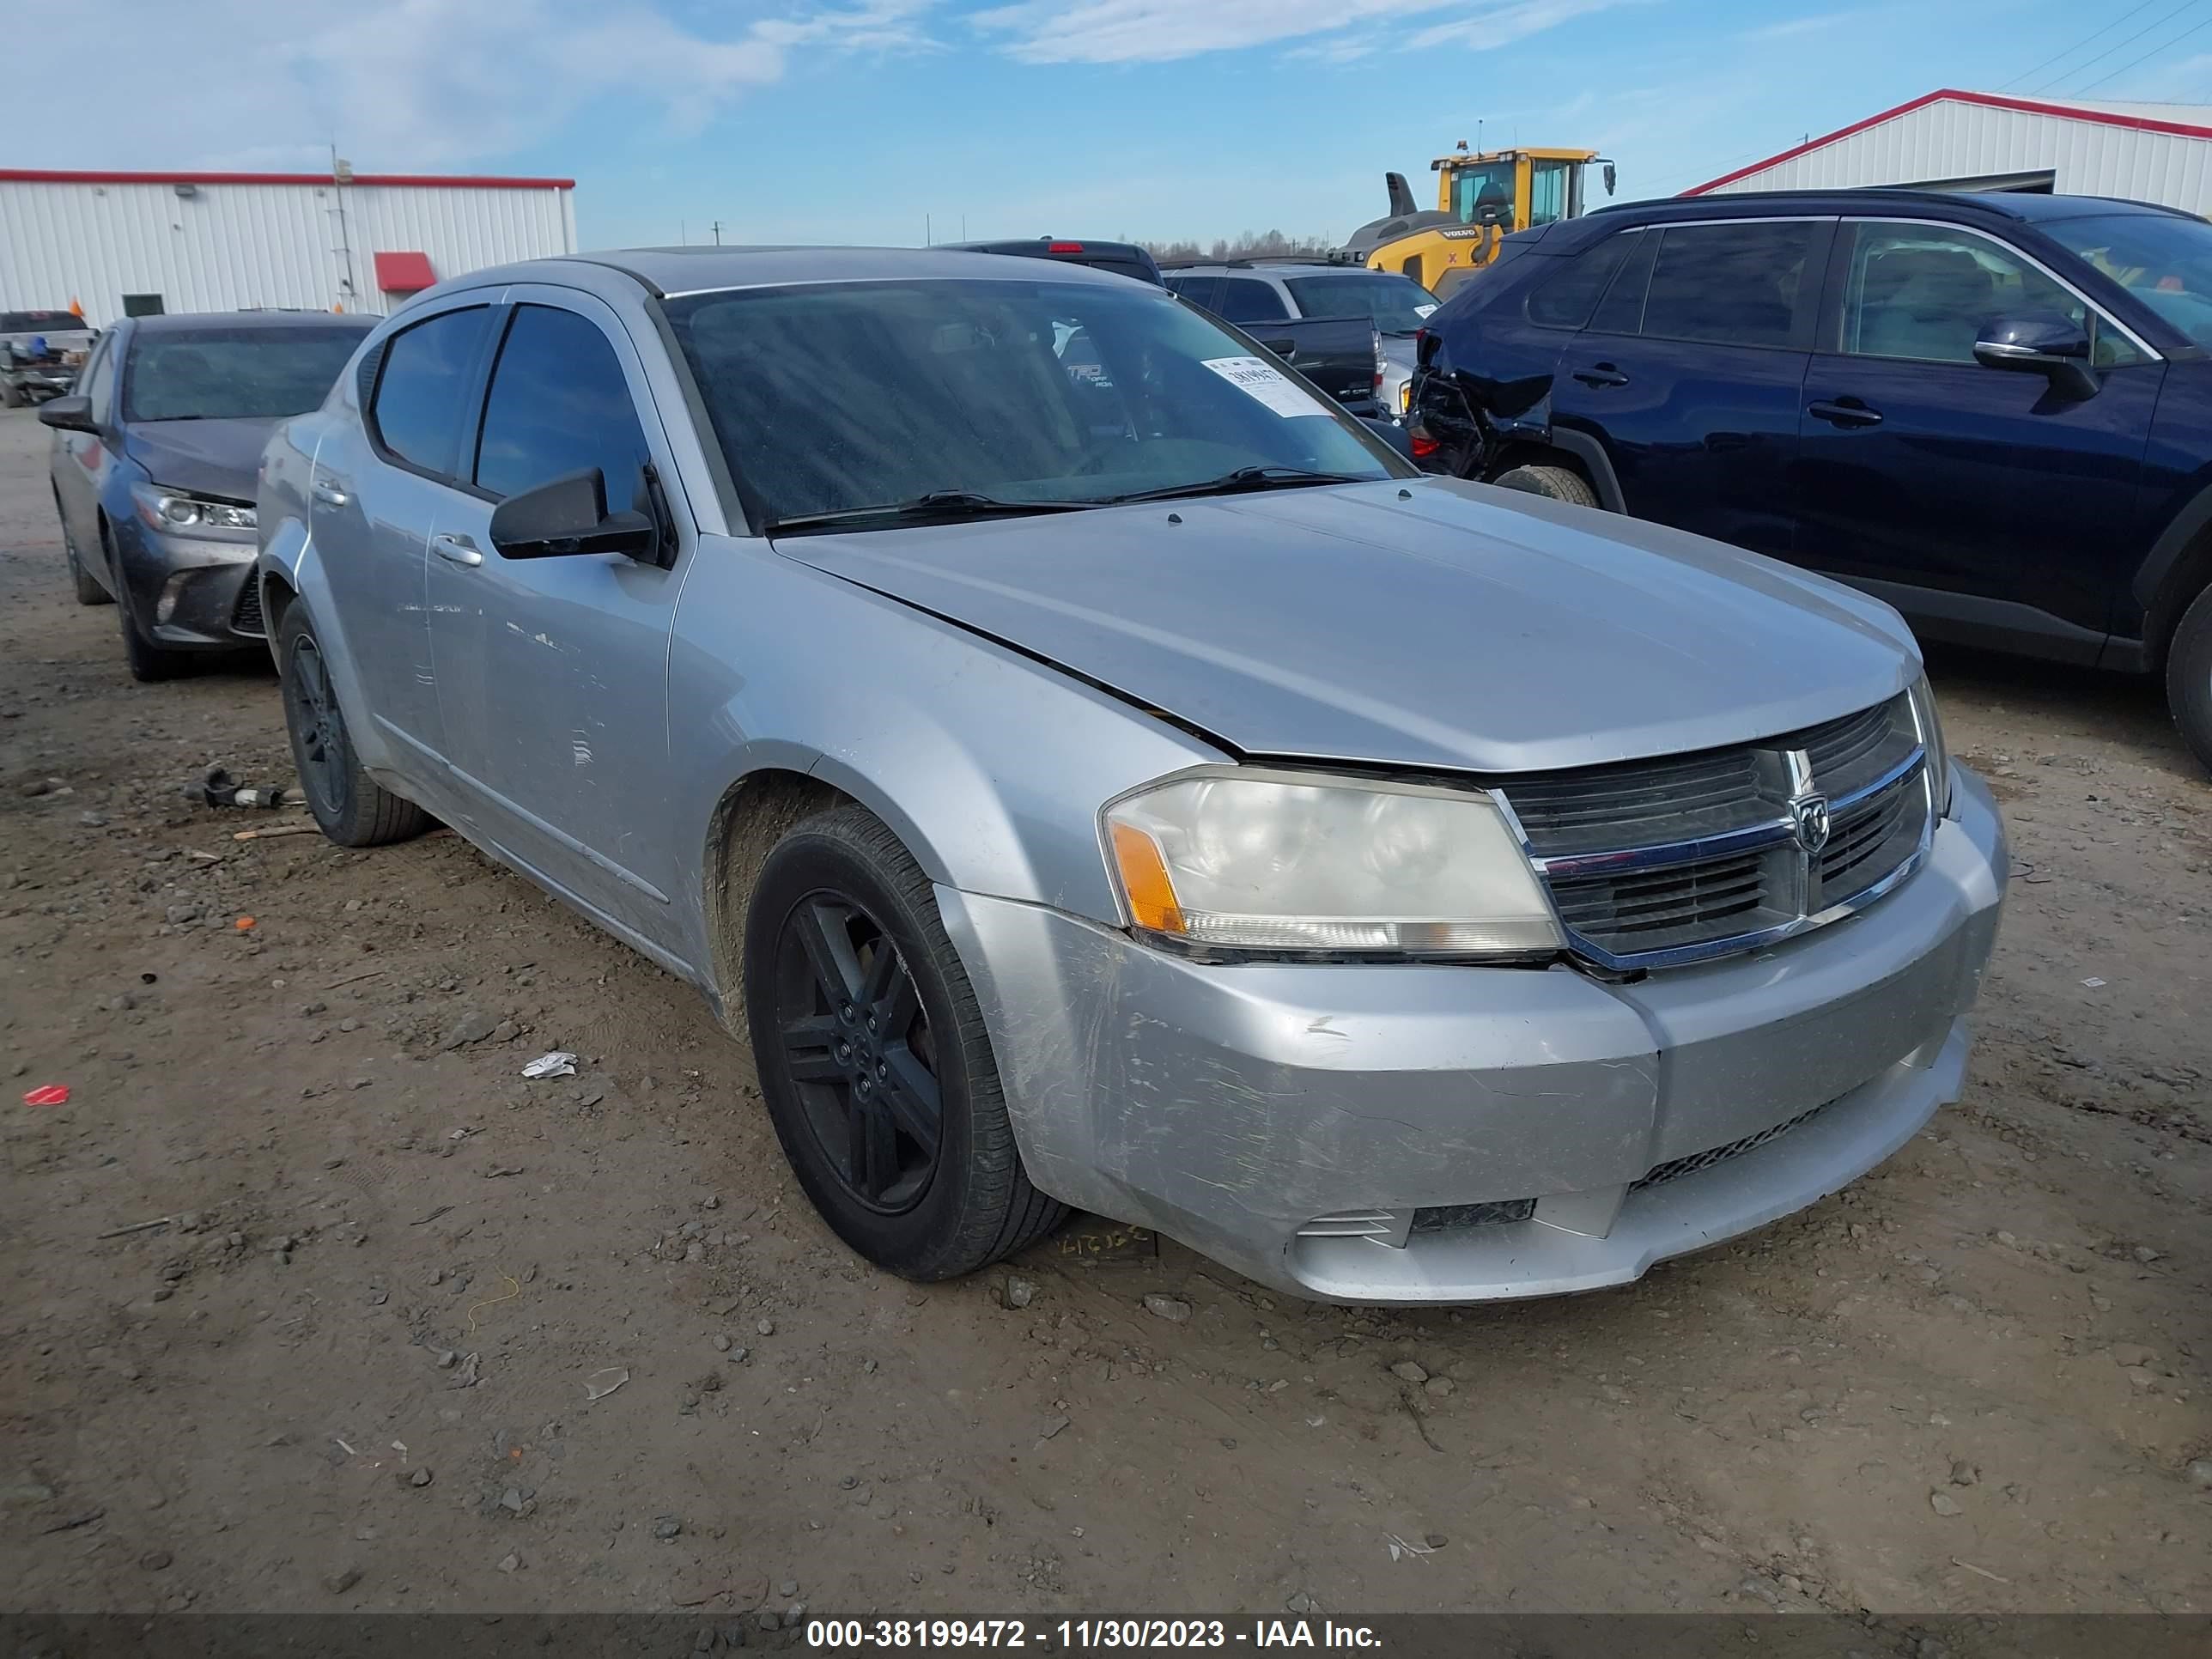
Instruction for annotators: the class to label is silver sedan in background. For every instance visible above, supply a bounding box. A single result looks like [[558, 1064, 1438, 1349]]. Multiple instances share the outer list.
[[255, 247, 2005, 1302]]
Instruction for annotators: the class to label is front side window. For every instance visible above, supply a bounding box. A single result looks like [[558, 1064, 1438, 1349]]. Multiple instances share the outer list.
[[1164, 275, 1218, 310], [665, 278, 1395, 527], [1640, 221, 1823, 349], [1838, 222, 2142, 367], [77, 335, 117, 422], [1450, 163, 1516, 226], [1281, 272, 1437, 336], [122, 325, 369, 422], [368, 307, 491, 477], [1528, 161, 1571, 228], [2040, 210, 2210, 351], [474, 306, 652, 512]]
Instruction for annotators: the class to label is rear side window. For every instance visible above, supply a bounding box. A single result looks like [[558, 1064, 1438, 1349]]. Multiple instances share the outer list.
[[473, 306, 653, 513], [369, 306, 491, 478], [1164, 275, 1218, 309], [1526, 230, 1643, 329], [1214, 278, 1290, 324], [1638, 221, 1826, 349]]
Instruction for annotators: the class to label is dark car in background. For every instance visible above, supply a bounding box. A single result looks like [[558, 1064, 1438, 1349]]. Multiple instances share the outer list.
[[2, 308, 98, 406], [1407, 189, 2212, 773], [40, 311, 374, 680], [1163, 260, 1439, 420]]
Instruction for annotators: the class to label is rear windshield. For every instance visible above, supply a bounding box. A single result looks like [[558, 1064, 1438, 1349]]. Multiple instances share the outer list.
[[1, 311, 86, 333], [1082, 257, 1162, 284], [123, 326, 368, 422], [1281, 272, 1438, 335], [666, 277, 1394, 526]]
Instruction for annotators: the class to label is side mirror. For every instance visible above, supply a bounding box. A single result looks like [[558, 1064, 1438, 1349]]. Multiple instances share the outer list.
[[37, 394, 97, 433], [1602, 161, 1617, 196], [1973, 313, 2098, 398], [489, 468, 659, 562]]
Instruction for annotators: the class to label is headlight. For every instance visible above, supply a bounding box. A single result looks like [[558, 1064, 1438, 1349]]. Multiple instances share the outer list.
[[1103, 769, 1564, 958], [1908, 673, 1954, 817], [132, 483, 256, 538]]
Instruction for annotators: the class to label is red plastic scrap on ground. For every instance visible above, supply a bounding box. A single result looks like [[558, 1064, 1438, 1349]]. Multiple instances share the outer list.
[[23, 1085, 70, 1106]]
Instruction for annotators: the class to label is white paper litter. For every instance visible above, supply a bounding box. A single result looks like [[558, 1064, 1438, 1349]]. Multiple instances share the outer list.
[[522, 1050, 578, 1079]]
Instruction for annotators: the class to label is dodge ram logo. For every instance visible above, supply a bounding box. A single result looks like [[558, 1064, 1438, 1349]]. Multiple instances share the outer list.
[[1790, 793, 1832, 855]]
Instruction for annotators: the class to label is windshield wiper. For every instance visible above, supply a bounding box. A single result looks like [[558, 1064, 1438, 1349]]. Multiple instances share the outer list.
[[764, 490, 1097, 535], [1101, 466, 1374, 506]]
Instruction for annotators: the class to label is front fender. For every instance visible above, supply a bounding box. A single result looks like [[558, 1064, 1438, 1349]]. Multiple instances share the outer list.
[[664, 544, 1226, 983]]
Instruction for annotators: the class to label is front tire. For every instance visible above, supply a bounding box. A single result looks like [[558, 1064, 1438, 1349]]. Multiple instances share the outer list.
[[276, 605, 431, 847], [743, 805, 1066, 1279], [107, 529, 191, 682], [1492, 462, 1600, 507], [2166, 584, 2212, 777]]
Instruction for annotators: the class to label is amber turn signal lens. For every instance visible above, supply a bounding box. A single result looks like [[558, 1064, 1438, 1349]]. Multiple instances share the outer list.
[[1109, 822, 1185, 935]]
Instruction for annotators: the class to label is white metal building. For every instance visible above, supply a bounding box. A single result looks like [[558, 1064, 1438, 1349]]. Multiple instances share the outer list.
[[0, 168, 577, 326], [1685, 88, 2212, 215]]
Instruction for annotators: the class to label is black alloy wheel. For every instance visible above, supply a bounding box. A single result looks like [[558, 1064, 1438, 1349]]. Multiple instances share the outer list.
[[774, 894, 942, 1213]]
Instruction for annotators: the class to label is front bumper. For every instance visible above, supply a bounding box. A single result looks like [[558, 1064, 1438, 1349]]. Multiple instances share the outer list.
[[940, 769, 2007, 1302], [111, 518, 264, 648]]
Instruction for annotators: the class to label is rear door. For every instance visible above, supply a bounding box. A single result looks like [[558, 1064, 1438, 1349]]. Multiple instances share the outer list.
[[1794, 218, 2163, 658], [1553, 216, 1832, 556], [422, 292, 690, 943], [313, 301, 498, 770]]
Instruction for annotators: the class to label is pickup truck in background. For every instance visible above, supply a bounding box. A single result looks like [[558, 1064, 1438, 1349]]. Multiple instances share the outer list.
[[2, 310, 97, 407], [1160, 261, 1439, 420]]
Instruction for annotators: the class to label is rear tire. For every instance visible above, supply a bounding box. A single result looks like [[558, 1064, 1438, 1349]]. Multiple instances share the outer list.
[[276, 605, 432, 847], [744, 804, 1067, 1279], [2166, 584, 2212, 777], [1492, 462, 1600, 507]]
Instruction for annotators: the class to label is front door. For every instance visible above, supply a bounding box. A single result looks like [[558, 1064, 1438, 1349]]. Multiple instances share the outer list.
[[52, 331, 118, 562], [1794, 219, 2164, 659], [423, 294, 690, 947], [314, 301, 499, 769], [1552, 216, 1833, 557]]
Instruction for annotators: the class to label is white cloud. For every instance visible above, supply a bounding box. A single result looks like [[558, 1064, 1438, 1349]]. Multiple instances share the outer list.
[[970, 0, 1626, 65], [0, 0, 932, 171], [1738, 9, 1868, 42]]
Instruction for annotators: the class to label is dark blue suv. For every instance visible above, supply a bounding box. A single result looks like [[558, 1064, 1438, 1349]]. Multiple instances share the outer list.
[[1407, 188, 2212, 773]]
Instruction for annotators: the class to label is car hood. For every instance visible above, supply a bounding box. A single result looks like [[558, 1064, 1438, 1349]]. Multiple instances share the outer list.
[[123, 417, 274, 502], [772, 477, 1921, 775]]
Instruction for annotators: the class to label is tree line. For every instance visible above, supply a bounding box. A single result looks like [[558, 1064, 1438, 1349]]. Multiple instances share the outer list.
[[1137, 229, 1340, 263]]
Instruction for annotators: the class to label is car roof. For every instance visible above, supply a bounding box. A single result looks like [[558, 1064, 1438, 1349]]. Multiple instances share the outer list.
[[1583, 186, 2191, 231], [1158, 259, 1368, 273], [942, 237, 1154, 258], [434, 245, 1144, 303], [128, 310, 378, 332]]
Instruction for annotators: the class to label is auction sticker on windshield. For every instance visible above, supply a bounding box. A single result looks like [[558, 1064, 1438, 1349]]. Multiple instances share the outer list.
[[1201, 356, 1326, 417]]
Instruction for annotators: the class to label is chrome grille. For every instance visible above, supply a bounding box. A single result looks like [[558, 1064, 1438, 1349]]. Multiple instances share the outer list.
[[1500, 692, 1931, 970]]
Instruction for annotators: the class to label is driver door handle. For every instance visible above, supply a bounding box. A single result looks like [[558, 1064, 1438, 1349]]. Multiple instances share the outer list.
[[431, 532, 483, 568], [1572, 363, 1630, 388], [1808, 398, 1883, 428], [311, 477, 349, 507]]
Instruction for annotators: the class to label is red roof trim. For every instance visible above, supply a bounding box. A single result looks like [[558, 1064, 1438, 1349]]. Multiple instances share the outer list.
[[0, 167, 573, 191], [1682, 88, 2212, 196]]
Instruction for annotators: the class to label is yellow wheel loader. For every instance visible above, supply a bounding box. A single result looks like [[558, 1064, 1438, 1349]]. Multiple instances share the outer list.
[[1345, 145, 1617, 298]]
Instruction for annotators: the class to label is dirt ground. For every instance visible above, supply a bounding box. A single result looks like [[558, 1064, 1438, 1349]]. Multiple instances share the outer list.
[[1, 404, 2207, 1622]]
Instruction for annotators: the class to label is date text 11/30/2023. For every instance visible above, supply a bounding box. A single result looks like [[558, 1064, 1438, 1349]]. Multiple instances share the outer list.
[[805, 1619, 1384, 1649]]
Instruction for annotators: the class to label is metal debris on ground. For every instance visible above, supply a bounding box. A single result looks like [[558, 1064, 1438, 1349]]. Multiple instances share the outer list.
[[22, 1085, 70, 1107], [522, 1051, 578, 1079], [198, 766, 308, 811]]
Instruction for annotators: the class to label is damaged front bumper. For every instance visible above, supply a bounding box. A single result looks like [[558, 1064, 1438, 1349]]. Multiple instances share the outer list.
[[939, 769, 2007, 1303]]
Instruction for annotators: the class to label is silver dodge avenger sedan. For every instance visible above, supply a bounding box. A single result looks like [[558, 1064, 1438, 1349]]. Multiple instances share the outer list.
[[256, 247, 2006, 1303]]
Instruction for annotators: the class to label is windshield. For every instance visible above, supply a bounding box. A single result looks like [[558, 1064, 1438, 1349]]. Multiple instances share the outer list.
[[122, 326, 368, 422], [1282, 272, 1438, 334], [665, 278, 1398, 526], [2044, 212, 2212, 349]]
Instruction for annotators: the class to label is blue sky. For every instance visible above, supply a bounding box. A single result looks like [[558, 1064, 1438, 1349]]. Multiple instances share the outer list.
[[16, 0, 2212, 248]]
